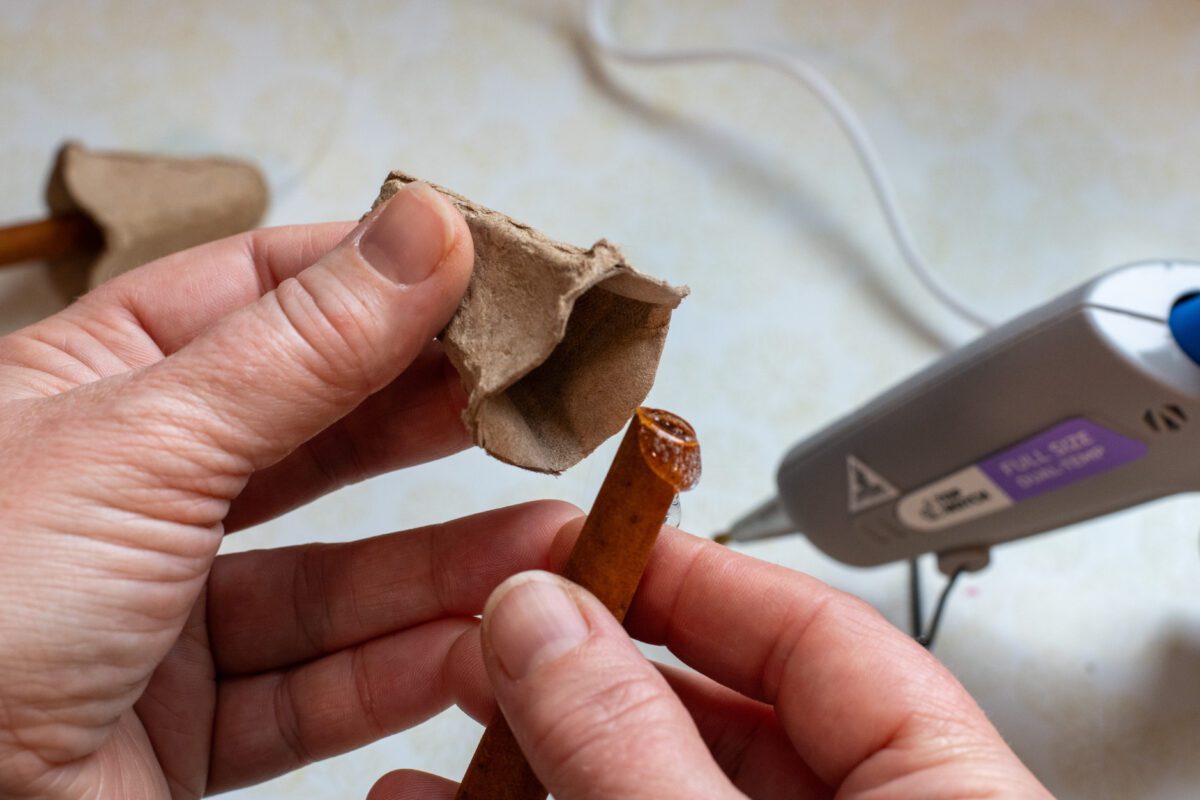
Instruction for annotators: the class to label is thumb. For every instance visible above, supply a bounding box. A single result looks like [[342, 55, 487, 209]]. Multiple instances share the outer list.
[[480, 571, 741, 800], [132, 181, 473, 480]]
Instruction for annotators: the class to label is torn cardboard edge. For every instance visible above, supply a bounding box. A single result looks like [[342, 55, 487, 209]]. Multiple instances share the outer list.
[[373, 172, 688, 474]]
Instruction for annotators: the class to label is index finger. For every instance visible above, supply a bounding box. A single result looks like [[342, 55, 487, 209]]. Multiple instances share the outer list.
[[84, 221, 355, 355], [605, 527, 1042, 791]]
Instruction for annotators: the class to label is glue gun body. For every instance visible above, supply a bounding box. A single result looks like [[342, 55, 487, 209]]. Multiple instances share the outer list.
[[725, 260, 1200, 568]]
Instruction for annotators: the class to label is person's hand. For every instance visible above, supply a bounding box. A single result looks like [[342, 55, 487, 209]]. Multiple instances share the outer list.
[[0, 181, 562, 798], [0, 176, 1050, 800], [371, 525, 1054, 799]]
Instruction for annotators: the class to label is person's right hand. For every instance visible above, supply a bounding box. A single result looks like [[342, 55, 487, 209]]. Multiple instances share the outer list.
[[372, 525, 1053, 799]]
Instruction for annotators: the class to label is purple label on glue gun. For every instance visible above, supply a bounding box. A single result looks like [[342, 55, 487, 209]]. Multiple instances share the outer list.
[[895, 417, 1146, 533], [978, 418, 1146, 502]]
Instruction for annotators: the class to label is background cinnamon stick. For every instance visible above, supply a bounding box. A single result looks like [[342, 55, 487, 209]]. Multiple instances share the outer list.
[[0, 213, 101, 268], [455, 407, 700, 800]]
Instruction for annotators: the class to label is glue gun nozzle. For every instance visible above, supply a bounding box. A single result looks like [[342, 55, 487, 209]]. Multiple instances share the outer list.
[[718, 496, 799, 544]]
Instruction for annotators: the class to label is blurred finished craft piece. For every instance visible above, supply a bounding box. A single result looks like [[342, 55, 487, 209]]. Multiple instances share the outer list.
[[0, 142, 269, 297], [372, 173, 688, 475]]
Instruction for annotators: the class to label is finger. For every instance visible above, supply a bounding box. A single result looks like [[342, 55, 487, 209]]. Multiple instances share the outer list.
[[658, 664, 829, 799], [222, 340, 469, 532], [104, 182, 473, 519], [208, 618, 488, 793], [208, 501, 583, 675], [0, 223, 353, 398], [480, 571, 741, 800], [620, 528, 1046, 794], [91, 221, 357, 357], [368, 770, 458, 800]]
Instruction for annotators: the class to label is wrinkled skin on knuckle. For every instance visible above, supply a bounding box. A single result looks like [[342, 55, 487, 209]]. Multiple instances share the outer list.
[[890, 704, 1017, 777], [844, 716, 1032, 800], [10, 404, 235, 552], [528, 662, 682, 793], [804, 599, 1029, 799], [25, 373, 251, 519], [273, 272, 389, 398]]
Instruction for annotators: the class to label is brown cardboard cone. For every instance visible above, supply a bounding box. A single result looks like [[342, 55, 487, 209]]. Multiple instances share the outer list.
[[44, 142, 269, 294], [374, 172, 688, 475]]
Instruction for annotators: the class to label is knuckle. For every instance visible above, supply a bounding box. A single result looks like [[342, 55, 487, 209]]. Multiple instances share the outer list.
[[532, 669, 674, 773], [426, 523, 459, 617], [760, 590, 837, 701], [301, 416, 367, 490], [829, 590, 887, 631], [69, 386, 247, 523], [272, 673, 314, 771], [535, 499, 585, 525], [291, 545, 334, 655], [273, 271, 386, 395], [884, 707, 1003, 784], [581, 671, 668, 731], [349, 645, 387, 740]]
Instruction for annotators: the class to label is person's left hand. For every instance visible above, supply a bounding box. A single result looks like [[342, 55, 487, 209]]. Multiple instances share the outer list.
[[0, 183, 575, 798]]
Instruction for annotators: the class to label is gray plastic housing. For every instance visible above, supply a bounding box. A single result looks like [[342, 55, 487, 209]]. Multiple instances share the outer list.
[[777, 260, 1200, 566]]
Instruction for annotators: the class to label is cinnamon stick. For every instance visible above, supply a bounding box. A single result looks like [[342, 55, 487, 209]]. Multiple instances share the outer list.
[[455, 407, 701, 800], [0, 213, 101, 268]]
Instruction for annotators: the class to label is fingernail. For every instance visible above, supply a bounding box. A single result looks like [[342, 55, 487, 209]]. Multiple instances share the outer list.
[[485, 571, 589, 680], [358, 183, 456, 285]]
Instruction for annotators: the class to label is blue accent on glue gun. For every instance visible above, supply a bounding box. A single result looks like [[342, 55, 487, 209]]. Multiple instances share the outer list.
[[1168, 293, 1200, 366]]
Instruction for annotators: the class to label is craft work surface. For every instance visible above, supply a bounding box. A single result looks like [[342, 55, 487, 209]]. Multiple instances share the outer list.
[[4, 2, 1200, 798]]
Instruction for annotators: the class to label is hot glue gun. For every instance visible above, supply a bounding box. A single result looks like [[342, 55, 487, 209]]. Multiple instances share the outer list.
[[720, 260, 1200, 575]]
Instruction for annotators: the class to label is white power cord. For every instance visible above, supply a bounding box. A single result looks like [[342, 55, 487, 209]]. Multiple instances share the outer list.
[[583, 0, 995, 331]]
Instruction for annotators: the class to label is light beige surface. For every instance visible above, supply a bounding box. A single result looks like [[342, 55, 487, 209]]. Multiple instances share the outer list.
[[3, 2, 1200, 798]]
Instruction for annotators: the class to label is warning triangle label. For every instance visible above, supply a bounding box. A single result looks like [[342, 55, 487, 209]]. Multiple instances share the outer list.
[[846, 455, 899, 513]]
